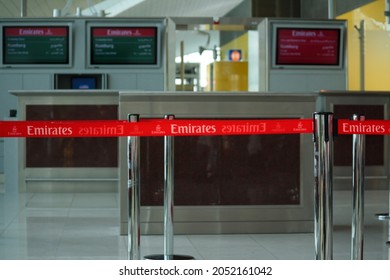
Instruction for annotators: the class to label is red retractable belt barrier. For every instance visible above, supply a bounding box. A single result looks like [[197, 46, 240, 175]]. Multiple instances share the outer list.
[[3, 118, 389, 137], [0, 119, 314, 137]]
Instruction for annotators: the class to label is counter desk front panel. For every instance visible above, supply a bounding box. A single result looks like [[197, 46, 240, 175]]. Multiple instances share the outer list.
[[119, 92, 316, 234], [317, 92, 390, 190], [11, 90, 119, 193]]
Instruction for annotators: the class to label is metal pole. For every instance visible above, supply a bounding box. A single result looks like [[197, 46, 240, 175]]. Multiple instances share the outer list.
[[164, 114, 175, 260], [328, 0, 335, 19], [180, 41, 185, 91], [143, 114, 193, 261], [354, 20, 365, 91], [128, 114, 141, 260], [20, 0, 27, 17], [359, 20, 365, 91], [313, 112, 334, 260], [351, 114, 365, 260]]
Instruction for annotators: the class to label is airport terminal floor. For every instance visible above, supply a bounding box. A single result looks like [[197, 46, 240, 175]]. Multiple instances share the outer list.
[[0, 189, 389, 260]]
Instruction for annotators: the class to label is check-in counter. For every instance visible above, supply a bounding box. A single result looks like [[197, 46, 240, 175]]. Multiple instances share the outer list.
[[10, 90, 119, 193], [10, 90, 389, 235], [317, 91, 389, 190], [119, 92, 317, 234]]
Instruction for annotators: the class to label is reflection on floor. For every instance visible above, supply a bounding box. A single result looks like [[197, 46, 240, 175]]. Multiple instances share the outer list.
[[0, 190, 389, 260]]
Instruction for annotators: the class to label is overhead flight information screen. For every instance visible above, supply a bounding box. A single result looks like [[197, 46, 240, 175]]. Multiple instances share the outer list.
[[2, 26, 70, 65], [90, 26, 157, 65], [275, 28, 341, 66]]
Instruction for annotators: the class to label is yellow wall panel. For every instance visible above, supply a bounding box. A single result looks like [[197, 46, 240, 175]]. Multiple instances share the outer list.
[[338, 0, 390, 90], [213, 61, 248, 91]]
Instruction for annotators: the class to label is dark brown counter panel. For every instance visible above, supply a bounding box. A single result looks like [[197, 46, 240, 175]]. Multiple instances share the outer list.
[[11, 90, 119, 193], [141, 134, 300, 207], [26, 104, 118, 168]]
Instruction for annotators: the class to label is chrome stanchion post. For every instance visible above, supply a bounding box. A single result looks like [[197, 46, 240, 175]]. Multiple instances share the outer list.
[[313, 112, 334, 260], [128, 114, 141, 260], [164, 114, 175, 260], [351, 114, 365, 260], [143, 115, 194, 260]]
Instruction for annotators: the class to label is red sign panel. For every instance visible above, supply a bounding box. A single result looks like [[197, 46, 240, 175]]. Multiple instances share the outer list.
[[276, 28, 340, 66]]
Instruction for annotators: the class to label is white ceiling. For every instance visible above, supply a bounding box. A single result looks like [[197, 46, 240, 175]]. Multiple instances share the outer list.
[[0, 0, 245, 18]]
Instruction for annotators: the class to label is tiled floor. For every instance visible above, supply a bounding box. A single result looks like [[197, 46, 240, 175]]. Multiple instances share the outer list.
[[0, 188, 389, 260]]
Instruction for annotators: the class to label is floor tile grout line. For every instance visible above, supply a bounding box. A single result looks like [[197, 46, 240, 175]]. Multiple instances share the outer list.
[[54, 193, 75, 259], [182, 235, 203, 260], [247, 234, 280, 260]]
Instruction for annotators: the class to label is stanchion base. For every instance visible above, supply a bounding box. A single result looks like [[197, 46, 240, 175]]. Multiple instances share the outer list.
[[144, 254, 195, 260], [375, 213, 390, 221]]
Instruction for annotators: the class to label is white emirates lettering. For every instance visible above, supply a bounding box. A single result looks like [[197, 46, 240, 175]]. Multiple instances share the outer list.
[[27, 126, 73, 136], [171, 124, 216, 134], [342, 123, 385, 134]]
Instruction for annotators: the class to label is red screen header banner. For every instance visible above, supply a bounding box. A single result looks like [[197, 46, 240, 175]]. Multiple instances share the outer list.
[[92, 27, 156, 37], [5, 27, 68, 37]]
